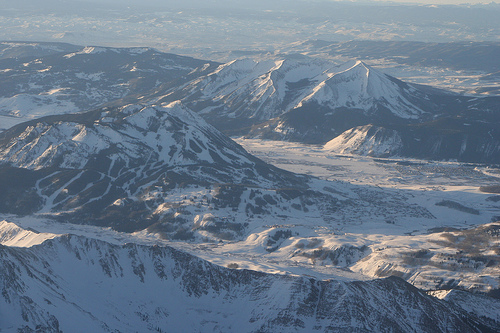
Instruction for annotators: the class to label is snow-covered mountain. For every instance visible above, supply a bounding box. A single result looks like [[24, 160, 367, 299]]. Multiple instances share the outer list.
[[161, 57, 337, 121], [0, 42, 499, 332], [2, 45, 499, 163], [155, 56, 500, 160], [294, 60, 430, 119], [247, 80, 499, 147], [0, 102, 310, 234], [0, 221, 495, 333], [3, 99, 497, 299], [157, 58, 437, 134], [0, 102, 262, 174]]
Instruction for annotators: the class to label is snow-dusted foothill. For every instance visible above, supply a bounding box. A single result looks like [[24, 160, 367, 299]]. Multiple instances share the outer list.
[[323, 124, 404, 158], [323, 120, 500, 164]]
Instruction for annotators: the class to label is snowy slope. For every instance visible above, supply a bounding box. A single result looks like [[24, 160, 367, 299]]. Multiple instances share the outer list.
[[297, 60, 427, 119], [0, 102, 256, 171], [156, 57, 337, 129], [197, 57, 337, 119], [0, 223, 494, 333], [0, 102, 314, 235], [323, 124, 403, 157], [323, 119, 500, 164], [0, 220, 56, 247], [0, 99, 448, 252]]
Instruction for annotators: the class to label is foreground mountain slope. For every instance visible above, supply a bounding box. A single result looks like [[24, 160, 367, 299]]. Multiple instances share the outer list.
[[0, 222, 494, 333], [429, 288, 500, 325]]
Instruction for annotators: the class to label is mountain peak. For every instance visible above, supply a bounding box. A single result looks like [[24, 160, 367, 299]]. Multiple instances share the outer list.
[[0, 102, 251, 170], [296, 59, 426, 119]]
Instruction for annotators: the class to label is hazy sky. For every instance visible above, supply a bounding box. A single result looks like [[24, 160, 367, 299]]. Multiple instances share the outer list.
[[343, 0, 495, 3], [379, 0, 493, 3]]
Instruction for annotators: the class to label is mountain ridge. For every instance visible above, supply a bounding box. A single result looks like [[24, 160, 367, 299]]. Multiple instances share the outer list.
[[1, 222, 495, 333]]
